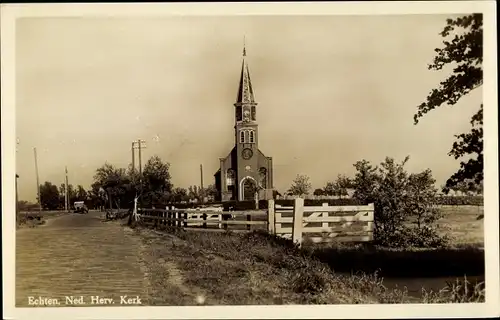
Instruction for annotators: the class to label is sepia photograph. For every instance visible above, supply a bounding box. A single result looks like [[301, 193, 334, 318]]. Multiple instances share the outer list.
[[2, 2, 499, 319]]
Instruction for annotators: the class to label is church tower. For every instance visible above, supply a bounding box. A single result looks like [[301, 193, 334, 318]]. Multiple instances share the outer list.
[[214, 44, 274, 202]]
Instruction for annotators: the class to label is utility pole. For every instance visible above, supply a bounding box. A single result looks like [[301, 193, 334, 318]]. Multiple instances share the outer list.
[[132, 139, 147, 207], [131, 142, 136, 171], [132, 139, 147, 174], [200, 164, 204, 203], [33, 147, 41, 213], [65, 166, 69, 212]]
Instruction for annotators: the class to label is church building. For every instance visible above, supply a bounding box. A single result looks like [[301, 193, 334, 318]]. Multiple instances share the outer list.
[[214, 46, 274, 202]]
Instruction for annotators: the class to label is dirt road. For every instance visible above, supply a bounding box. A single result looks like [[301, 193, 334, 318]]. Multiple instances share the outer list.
[[16, 211, 149, 307]]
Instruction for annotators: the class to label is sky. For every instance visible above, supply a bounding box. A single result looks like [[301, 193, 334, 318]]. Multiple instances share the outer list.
[[15, 14, 482, 202]]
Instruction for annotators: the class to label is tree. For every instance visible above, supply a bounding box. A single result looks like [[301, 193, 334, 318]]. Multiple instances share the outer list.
[[39, 181, 60, 210], [406, 169, 440, 229], [313, 188, 325, 197], [76, 185, 87, 201], [415, 14, 483, 192], [287, 174, 312, 197], [92, 163, 130, 209], [352, 160, 379, 204], [58, 183, 77, 208], [205, 184, 218, 201], [68, 184, 77, 205], [89, 181, 108, 210], [352, 156, 446, 248], [142, 155, 173, 207], [324, 174, 353, 199], [188, 185, 203, 202], [170, 187, 189, 203]]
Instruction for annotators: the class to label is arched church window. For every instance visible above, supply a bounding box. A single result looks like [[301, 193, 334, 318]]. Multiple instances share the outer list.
[[240, 130, 245, 143], [249, 130, 255, 143], [251, 106, 256, 121], [259, 167, 267, 189], [227, 169, 235, 186]]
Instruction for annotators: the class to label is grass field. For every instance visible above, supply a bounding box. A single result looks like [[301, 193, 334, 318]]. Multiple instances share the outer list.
[[435, 205, 484, 246], [133, 204, 485, 304], [134, 224, 485, 304]]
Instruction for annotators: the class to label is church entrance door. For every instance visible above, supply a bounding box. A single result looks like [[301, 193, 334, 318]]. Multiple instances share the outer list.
[[241, 178, 256, 201]]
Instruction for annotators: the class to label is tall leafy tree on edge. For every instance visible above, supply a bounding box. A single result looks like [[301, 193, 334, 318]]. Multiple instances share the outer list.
[[414, 14, 483, 192]]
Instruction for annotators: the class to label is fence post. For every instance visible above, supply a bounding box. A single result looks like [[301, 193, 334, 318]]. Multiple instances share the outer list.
[[223, 214, 228, 230], [247, 214, 251, 231], [322, 203, 328, 230], [167, 209, 172, 227], [202, 213, 207, 229], [167, 206, 170, 226], [218, 213, 222, 229], [367, 203, 375, 241], [268, 199, 275, 234], [183, 211, 188, 228], [292, 197, 304, 247]]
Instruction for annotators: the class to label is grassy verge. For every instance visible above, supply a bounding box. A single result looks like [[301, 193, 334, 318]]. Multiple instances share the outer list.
[[16, 210, 69, 229], [132, 224, 484, 305]]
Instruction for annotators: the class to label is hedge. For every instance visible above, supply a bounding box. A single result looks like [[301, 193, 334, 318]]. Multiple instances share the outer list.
[[161, 196, 483, 211], [435, 196, 483, 206]]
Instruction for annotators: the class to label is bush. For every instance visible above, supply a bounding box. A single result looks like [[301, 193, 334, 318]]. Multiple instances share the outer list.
[[376, 226, 449, 248], [435, 196, 483, 206], [351, 156, 447, 248]]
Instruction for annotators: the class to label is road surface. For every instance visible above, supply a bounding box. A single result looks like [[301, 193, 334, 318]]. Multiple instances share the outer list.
[[16, 211, 149, 307]]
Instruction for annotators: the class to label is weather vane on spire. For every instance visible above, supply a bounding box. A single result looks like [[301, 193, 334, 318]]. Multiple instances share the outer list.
[[243, 35, 246, 56]]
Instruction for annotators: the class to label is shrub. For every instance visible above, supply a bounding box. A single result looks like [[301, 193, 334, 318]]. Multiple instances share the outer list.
[[436, 196, 483, 206], [377, 226, 449, 248], [352, 156, 447, 248]]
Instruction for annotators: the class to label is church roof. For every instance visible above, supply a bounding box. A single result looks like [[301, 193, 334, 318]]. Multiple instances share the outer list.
[[235, 45, 256, 105]]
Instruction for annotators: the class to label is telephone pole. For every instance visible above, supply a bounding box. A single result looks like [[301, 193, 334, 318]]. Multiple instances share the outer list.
[[132, 139, 147, 174], [131, 142, 135, 171], [33, 147, 41, 213], [200, 164, 204, 203], [65, 166, 69, 212], [132, 139, 147, 207]]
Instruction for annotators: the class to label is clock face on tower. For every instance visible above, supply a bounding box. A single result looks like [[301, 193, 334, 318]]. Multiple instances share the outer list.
[[243, 110, 250, 122], [242, 148, 253, 160]]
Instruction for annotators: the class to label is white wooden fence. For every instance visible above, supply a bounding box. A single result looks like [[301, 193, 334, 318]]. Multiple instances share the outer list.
[[137, 206, 267, 232], [268, 198, 374, 246], [136, 198, 374, 246]]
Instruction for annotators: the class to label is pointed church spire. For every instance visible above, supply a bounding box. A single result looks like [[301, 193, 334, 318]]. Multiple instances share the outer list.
[[236, 39, 255, 104], [243, 36, 246, 56]]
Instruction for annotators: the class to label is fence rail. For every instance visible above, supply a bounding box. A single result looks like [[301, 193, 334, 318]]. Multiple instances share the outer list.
[[136, 199, 375, 247], [137, 206, 268, 231]]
